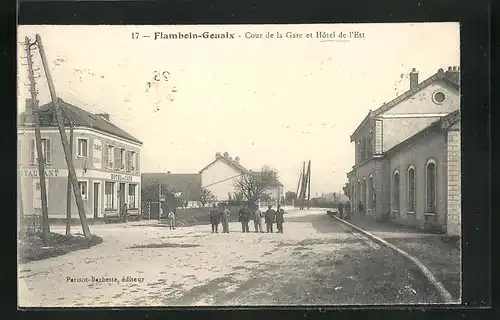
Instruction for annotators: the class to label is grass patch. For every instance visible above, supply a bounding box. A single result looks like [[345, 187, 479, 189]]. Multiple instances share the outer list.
[[18, 232, 103, 263]]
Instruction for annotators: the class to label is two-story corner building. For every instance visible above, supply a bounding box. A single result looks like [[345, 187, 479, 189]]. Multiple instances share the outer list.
[[199, 152, 283, 205], [18, 98, 143, 221], [346, 66, 461, 235]]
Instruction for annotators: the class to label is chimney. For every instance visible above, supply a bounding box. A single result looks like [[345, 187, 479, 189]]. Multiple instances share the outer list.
[[409, 68, 419, 90], [96, 113, 110, 121], [223, 152, 229, 158], [235, 156, 240, 164], [23, 99, 39, 125], [215, 152, 221, 159], [445, 65, 460, 82]]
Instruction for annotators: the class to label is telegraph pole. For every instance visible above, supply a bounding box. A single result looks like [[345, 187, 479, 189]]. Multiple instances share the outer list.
[[65, 124, 74, 235], [158, 184, 162, 220], [25, 37, 51, 243], [307, 161, 311, 210], [35, 34, 92, 239]]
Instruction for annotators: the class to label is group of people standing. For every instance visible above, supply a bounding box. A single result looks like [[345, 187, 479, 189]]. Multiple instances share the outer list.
[[209, 202, 285, 234]]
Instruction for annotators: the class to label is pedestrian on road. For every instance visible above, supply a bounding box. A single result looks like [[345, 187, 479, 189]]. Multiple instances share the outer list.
[[276, 205, 285, 233], [265, 205, 276, 233], [338, 202, 344, 219], [168, 209, 176, 230], [238, 204, 251, 233], [221, 202, 231, 233], [253, 204, 264, 233], [121, 203, 128, 223], [209, 203, 220, 233]]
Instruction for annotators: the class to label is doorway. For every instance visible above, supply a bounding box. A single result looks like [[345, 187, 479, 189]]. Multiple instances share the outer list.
[[119, 183, 126, 214], [93, 182, 100, 218]]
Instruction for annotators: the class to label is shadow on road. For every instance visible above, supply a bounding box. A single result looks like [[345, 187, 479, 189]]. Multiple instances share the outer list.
[[286, 211, 349, 234]]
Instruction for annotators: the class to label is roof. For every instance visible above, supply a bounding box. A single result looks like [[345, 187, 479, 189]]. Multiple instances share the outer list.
[[384, 109, 460, 156], [19, 98, 142, 144], [141, 173, 201, 201], [199, 155, 283, 187], [199, 156, 250, 174], [350, 68, 460, 141]]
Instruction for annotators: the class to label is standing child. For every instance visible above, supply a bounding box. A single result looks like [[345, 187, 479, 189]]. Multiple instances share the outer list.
[[168, 209, 176, 230]]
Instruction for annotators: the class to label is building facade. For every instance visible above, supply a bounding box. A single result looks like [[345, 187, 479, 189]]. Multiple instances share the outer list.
[[199, 152, 283, 205], [18, 98, 143, 221], [346, 67, 461, 234]]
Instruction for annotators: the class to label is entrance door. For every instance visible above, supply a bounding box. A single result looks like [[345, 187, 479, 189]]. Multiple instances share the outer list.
[[119, 183, 126, 214], [93, 182, 100, 218]]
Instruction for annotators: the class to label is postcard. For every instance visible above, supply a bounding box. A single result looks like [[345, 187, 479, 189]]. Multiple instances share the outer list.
[[17, 23, 461, 307]]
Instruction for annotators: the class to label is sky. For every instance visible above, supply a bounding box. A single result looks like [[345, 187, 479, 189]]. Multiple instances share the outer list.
[[17, 23, 460, 196]]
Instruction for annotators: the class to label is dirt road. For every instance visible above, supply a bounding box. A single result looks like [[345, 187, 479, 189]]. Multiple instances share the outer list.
[[18, 209, 442, 307]]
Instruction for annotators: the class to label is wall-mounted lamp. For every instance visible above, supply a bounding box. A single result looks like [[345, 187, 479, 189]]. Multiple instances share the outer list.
[[83, 162, 88, 174]]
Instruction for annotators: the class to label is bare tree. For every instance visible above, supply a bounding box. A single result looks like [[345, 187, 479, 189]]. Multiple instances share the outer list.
[[234, 166, 279, 203], [199, 188, 217, 207]]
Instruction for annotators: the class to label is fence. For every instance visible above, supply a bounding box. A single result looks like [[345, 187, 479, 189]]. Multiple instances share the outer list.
[[19, 214, 43, 237]]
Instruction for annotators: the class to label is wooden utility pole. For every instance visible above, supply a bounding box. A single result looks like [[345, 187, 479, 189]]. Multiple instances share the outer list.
[[300, 161, 306, 209], [25, 37, 51, 243], [158, 184, 162, 220], [65, 125, 74, 235], [307, 161, 311, 209], [36, 34, 92, 239]]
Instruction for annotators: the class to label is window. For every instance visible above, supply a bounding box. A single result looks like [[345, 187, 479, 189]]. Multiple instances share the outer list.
[[105, 145, 114, 168], [361, 178, 367, 212], [77, 138, 88, 158], [104, 181, 115, 210], [426, 160, 437, 214], [130, 151, 137, 172], [393, 171, 400, 211], [78, 181, 88, 201], [30, 138, 51, 164], [432, 91, 446, 104], [128, 184, 138, 208], [407, 166, 416, 213], [368, 176, 374, 211]]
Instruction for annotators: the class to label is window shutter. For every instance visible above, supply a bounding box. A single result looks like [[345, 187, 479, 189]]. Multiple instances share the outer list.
[[114, 148, 120, 169], [30, 139, 36, 164], [103, 145, 109, 168], [125, 151, 130, 171], [46, 139, 51, 164]]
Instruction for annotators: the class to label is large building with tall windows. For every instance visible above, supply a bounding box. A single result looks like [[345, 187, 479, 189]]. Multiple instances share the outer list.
[[346, 66, 461, 235], [18, 98, 143, 221]]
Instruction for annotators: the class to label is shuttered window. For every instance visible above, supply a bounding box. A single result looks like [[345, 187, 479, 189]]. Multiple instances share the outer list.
[[103, 144, 109, 167], [30, 138, 51, 164]]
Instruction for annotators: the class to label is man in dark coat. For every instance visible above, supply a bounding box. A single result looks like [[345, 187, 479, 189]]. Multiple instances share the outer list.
[[264, 205, 276, 233], [238, 204, 251, 233], [209, 203, 221, 233], [338, 202, 344, 219], [276, 205, 285, 233]]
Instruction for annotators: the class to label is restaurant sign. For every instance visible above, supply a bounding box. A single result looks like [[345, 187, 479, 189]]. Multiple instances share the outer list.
[[20, 169, 62, 177], [110, 173, 133, 182]]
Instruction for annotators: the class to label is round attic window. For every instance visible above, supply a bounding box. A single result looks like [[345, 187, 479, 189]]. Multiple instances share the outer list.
[[432, 91, 446, 104]]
